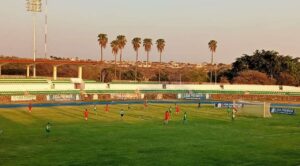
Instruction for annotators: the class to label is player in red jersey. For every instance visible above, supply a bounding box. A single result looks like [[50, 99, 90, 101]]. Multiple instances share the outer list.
[[28, 102, 32, 113], [164, 111, 170, 125], [84, 108, 89, 121], [164, 111, 168, 124], [105, 104, 109, 112], [175, 105, 180, 115]]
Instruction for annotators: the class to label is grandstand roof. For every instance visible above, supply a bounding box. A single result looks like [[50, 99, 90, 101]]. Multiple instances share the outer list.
[[0, 59, 104, 65]]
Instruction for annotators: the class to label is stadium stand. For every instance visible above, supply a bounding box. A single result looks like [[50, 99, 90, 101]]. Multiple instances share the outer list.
[[52, 82, 76, 90], [0, 78, 300, 103], [84, 83, 108, 90], [109, 84, 163, 90], [167, 84, 223, 91], [0, 79, 50, 92]]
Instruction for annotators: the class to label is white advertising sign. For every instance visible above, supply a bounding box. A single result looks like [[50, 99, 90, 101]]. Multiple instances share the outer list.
[[11, 95, 36, 101]]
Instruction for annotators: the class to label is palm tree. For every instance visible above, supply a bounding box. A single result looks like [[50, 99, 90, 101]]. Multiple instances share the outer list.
[[208, 40, 217, 84], [156, 39, 166, 82], [111, 40, 119, 79], [116, 35, 127, 80], [143, 38, 153, 68], [116, 35, 127, 63], [132, 37, 142, 81], [97, 34, 108, 61]]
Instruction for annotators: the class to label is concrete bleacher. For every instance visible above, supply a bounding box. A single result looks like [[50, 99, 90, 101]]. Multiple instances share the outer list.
[[0, 78, 299, 96], [167, 84, 223, 91], [52, 82, 75, 90], [0, 79, 79, 94], [82, 82, 300, 96], [109, 84, 163, 90], [0, 83, 50, 92], [0, 79, 50, 92], [224, 84, 281, 92], [0, 79, 48, 83], [109, 83, 299, 95], [84, 83, 108, 90], [281, 86, 300, 92], [84, 83, 164, 94]]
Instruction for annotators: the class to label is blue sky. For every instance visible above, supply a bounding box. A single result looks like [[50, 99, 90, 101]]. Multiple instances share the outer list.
[[0, 0, 299, 63]]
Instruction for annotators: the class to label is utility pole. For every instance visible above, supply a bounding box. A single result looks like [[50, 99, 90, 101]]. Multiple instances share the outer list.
[[44, 0, 48, 59], [26, 0, 42, 77]]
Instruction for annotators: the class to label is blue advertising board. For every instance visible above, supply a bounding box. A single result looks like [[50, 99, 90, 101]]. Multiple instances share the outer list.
[[181, 93, 206, 100], [215, 103, 243, 108], [270, 108, 295, 115]]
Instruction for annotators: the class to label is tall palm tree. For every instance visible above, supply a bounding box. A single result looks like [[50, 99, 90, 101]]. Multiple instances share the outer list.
[[98, 34, 108, 62], [116, 35, 127, 80], [208, 40, 217, 84], [132, 37, 142, 81], [111, 40, 119, 79], [156, 39, 166, 82], [116, 35, 127, 63], [143, 38, 152, 68]]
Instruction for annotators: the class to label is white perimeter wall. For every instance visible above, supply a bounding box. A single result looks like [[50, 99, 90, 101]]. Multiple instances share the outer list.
[[0, 82, 299, 93], [84, 83, 300, 92]]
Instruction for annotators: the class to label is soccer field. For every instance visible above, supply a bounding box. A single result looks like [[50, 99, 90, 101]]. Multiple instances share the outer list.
[[0, 104, 299, 166]]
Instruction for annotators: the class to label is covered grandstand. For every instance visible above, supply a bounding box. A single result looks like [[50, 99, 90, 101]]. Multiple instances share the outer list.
[[0, 78, 299, 103]]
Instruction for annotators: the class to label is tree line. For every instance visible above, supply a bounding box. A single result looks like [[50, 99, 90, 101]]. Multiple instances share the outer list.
[[98, 34, 218, 83], [219, 50, 300, 86], [97, 34, 165, 81]]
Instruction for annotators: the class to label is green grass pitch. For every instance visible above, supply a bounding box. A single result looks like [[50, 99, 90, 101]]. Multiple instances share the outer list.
[[0, 104, 299, 166]]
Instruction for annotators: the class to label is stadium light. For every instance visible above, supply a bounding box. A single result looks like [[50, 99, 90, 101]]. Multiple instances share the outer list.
[[44, 0, 48, 59], [26, 0, 42, 77]]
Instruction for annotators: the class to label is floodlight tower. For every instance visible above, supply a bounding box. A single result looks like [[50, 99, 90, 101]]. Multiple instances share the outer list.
[[44, 0, 48, 59], [26, 0, 42, 77]]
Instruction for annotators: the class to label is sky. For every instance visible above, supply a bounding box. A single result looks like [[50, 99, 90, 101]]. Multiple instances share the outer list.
[[0, 0, 300, 64]]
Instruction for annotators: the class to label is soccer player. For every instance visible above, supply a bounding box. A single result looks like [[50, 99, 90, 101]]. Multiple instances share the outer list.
[[93, 105, 97, 116], [164, 111, 170, 125], [232, 106, 238, 121], [127, 104, 131, 111], [183, 112, 187, 124], [45, 122, 51, 134], [105, 104, 109, 112], [168, 106, 172, 120], [144, 99, 148, 109], [84, 108, 89, 121], [28, 102, 32, 113], [175, 105, 180, 115], [198, 102, 201, 109], [120, 109, 125, 120], [226, 107, 231, 116]]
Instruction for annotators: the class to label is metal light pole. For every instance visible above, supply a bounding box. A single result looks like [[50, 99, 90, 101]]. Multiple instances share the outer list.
[[44, 0, 48, 59], [26, 0, 42, 77]]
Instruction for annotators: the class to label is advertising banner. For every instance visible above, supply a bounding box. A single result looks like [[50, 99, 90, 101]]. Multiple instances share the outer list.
[[180, 93, 207, 100], [215, 103, 243, 108], [270, 108, 295, 115], [111, 93, 140, 100], [11, 95, 36, 101], [48, 94, 76, 101]]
